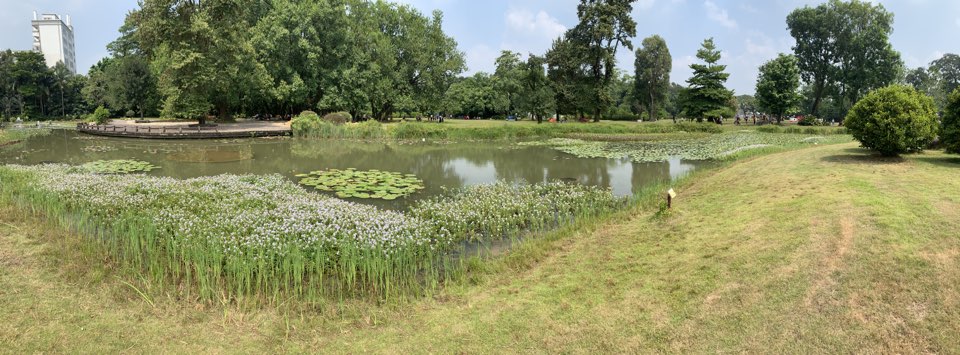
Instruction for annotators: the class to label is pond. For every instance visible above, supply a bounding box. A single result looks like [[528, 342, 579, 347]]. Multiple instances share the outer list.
[[0, 129, 712, 208]]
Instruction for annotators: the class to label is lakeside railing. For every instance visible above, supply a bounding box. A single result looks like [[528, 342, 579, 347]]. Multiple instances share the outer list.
[[76, 123, 292, 139]]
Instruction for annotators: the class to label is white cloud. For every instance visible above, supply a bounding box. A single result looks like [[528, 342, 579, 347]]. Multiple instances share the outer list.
[[505, 8, 567, 41], [704, 0, 737, 29], [956, 17, 960, 27], [464, 44, 500, 74]]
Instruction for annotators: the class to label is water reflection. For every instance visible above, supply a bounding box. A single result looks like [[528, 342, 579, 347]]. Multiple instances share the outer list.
[[0, 130, 713, 206]]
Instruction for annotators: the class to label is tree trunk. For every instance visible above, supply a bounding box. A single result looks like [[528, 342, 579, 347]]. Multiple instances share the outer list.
[[649, 93, 657, 121], [811, 79, 825, 116], [216, 102, 231, 122], [593, 108, 600, 123], [60, 88, 65, 118]]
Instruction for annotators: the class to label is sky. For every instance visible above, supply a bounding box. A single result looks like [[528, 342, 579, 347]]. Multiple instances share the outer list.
[[1, 0, 958, 94]]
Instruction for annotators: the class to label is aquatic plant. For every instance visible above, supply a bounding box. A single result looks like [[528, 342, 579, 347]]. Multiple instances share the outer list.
[[80, 160, 159, 174], [522, 132, 852, 162], [0, 164, 621, 303], [297, 168, 424, 200], [411, 181, 624, 242]]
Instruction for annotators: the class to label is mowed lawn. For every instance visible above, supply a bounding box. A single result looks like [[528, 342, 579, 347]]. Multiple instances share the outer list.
[[1, 142, 959, 353]]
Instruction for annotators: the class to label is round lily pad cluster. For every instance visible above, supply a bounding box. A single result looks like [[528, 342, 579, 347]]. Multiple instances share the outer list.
[[297, 168, 424, 200], [80, 159, 159, 174]]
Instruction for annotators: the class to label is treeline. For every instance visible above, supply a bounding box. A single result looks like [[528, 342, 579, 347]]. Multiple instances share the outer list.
[[4, 0, 957, 125], [0, 51, 86, 120]]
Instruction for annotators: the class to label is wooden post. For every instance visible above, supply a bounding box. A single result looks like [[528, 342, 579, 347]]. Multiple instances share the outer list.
[[667, 189, 677, 209]]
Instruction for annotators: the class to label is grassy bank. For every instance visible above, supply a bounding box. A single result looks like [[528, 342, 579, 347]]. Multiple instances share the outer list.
[[3, 142, 959, 352]]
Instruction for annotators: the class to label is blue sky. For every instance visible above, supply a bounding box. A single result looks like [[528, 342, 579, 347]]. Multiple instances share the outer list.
[[1, 0, 958, 94]]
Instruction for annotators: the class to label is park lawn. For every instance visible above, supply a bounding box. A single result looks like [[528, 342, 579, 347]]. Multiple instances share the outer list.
[[1, 142, 959, 352]]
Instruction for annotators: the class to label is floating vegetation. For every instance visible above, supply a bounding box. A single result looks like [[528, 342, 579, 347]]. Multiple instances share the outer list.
[[166, 149, 253, 163], [521, 132, 852, 162], [0, 164, 621, 302], [81, 145, 118, 153], [297, 168, 424, 200], [80, 159, 159, 174]]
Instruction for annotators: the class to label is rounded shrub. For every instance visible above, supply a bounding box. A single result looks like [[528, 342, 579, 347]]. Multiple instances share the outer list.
[[87, 105, 111, 125], [942, 89, 960, 154], [844, 85, 938, 156]]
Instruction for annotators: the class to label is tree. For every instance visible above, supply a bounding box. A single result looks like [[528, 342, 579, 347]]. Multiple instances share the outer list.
[[736, 94, 757, 116], [755, 54, 802, 123], [493, 51, 524, 116], [831, 0, 902, 112], [664, 82, 685, 122], [134, 0, 270, 123], [633, 35, 671, 121], [788, 0, 902, 116], [685, 38, 733, 123], [443, 73, 505, 118], [104, 55, 159, 119], [567, 0, 637, 122], [518, 55, 555, 123], [546, 36, 588, 120], [943, 89, 960, 154], [931, 54, 960, 102]]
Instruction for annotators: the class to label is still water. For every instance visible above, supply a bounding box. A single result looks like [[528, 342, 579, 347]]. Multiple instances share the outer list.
[[0, 129, 711, 206]]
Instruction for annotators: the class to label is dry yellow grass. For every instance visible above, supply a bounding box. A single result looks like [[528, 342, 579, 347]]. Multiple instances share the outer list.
[[1, 142, 959, 353]]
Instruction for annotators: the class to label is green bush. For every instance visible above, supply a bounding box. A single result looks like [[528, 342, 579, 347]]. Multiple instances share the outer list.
[[844, 85, 939, 156], [943, 89, 960, 154], [798, 116, 822, 126], [87, 106, 111, 125], [322, 111, 352, 125]]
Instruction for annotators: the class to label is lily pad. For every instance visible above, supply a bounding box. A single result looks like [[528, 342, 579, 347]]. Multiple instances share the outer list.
[[297, 168, 425, 200], [80, 160, 159, 174]]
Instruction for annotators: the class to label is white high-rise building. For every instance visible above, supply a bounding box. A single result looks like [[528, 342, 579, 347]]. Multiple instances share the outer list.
[[31, 12, 76, 74]]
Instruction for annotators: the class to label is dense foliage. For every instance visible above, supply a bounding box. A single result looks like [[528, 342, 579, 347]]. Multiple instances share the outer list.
[[0, 50, 86, 120], [755, 54, 802, 122], [942, 89, 960, 154], [787, 0, 902, 118], [634, 35, 672, 122], [844, 85, 938, 156]]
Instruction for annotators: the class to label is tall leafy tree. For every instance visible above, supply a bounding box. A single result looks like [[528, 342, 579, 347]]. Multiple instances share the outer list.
[[133, 0, 270, 123], [832, 0, 902, 111], [633, 35, 671, 121], [443, 72, 505, 118], [788, 0, 902, 116], [567, 0, 637, 122], [755, 54, 802, 123], [103, 55, 159, 118], [931, 54, 960, 100], [493, 50, 523, 116], [787, 4, 837, 116], [546, 36, 588, 120], [685, 38, 733, 123], [664, 82, 685, 122], [518, 55, 555, 123]]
